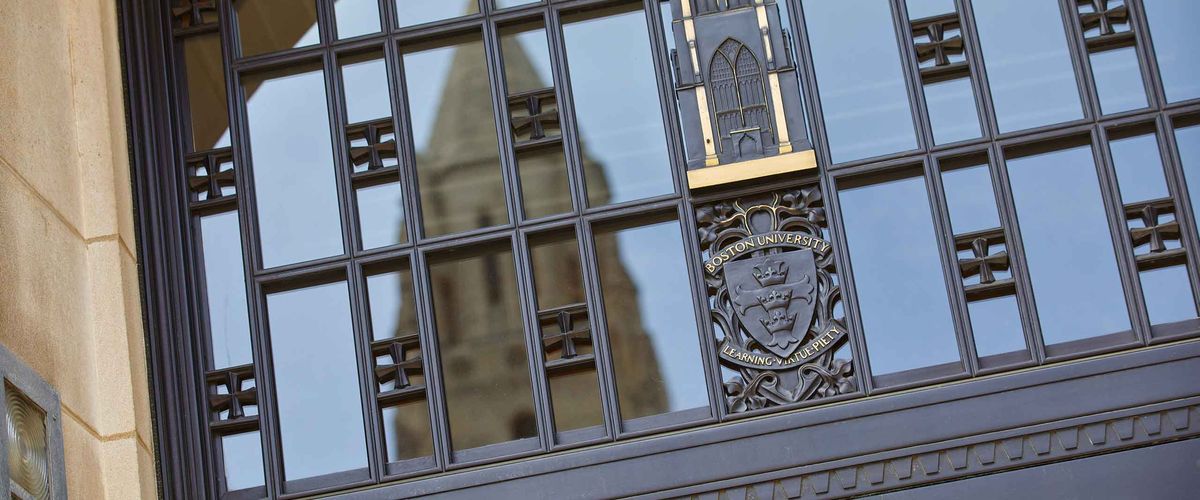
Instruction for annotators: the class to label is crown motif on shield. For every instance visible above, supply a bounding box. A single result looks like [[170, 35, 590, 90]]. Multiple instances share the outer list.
[[751, 260, 789, 286], [760, 309, 797, 337]]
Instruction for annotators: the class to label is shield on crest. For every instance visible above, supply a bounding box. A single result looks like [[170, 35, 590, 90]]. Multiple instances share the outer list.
[[725, 250, 818, 358]]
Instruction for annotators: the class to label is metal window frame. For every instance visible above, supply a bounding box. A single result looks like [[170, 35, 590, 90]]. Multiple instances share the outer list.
[[119, 0, 1200, 498]]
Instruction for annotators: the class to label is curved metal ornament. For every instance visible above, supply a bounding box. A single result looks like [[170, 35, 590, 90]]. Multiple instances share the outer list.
[[697, 187, 857, 413]]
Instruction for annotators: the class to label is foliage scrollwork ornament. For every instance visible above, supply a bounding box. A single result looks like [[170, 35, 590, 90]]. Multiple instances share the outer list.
[[697, 186, 857, 413]]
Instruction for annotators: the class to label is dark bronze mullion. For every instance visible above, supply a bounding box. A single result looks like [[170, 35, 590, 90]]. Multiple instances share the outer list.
[[1156, 112, 1200, 335], [924, 157, 982, 376], [388, 41, 430, 244], [894, 0, 978, 376], [787, 0, 878, 394], [1061, 0, 1107, 122], [982, 146, 1046, 367], [482, 0, 556, 453], [217, 0, 282, 496], [642, 0, 722, 422], [1094, 125, 1154, 345], [512, 231, 556, 451], [892, 0, 935, 153], [955, 0, 1001, 141], [408, 247, 452, 472], [347, 261, 386, 483], [545, 3, 622, 440], [1127, 0, 1169, 111], [547, 3, 593, 213], [1056, 0, 1099, 123], [170, 7, 228, 493]]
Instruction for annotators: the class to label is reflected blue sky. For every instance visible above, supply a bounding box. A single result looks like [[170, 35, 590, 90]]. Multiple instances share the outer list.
[[840, 175, 961, 376], [341, 55, 391, 124], [606, 220, 708, 414], [973, 0, 1082, 132], [1177, 125, 1200, 234], [1007, 145, 1131, 344], [840, 175, 960, 374], [245, 67, 345, 268], [334, 0, 381, 39], [804, 0, 917, 163], [268, 282, 367, 481], [564, 8, 674, 206], [942, 163, 1000, 234], [1140, 266, 1198, 326], [1143, 0, 1200, 103], [968, 295, 1026, 357], [200, 212, 252, 369], [1109, 132, 1168, 203], [1090, 46, 1148, 115]]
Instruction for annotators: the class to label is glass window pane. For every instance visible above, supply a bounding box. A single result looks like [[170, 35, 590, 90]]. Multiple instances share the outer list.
[[941, 163, 1001, 234], [341, 53, 391, 125], [1143, 0, 1200, 103], [594, 217, 709, 421], [805, 0, 917, 163], [182, 34, 231, 151], [496, 0, 539, 8], [245, 66, 344, 268], [267, 282, 367, 481], [1109, 132, 1169, 203], [381, 401, 433, 462], [839, 174, 960, 376], [500, 23, 573, 219], [1176, 123, 1200, 233], [1090, 46, 1148, 115], [395, 0, 479, 28], [236, 0, 320, 57], [221, 431, 264, 492], [973, 0, 1083, 132], [428, 244, 536, 451], [924, 77, 982, 145], [529, 233, 603, 433], [366, 267, 420, 341], [199, 212, 252, 369], [907, 0, 956, 19], [403, 34, 508, 237], [564, 6, 674, 207], [967, 295, 1027, 357], [1140, 266, 1198, 325], [335, 0, 381, 39], [1006, 144, 1131, 345], [357, 182, 406, 250], [1137, 264, 1195, 323]]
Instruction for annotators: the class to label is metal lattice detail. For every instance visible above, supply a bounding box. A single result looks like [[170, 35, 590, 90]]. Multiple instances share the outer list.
[[373, 334, 425, 405], [538, 304, 594, 373], [508, 88, 561, 150], [172, 0, 217, 29], [187, 149, 235, 203], [347, 118, 398, 172], [912, 14, 968, 81], [955, 229, 1014, 301], [1126, 198, 1185, 270], [207, 364, 258, 434], [1078, 0, 1130, 38], [698, 187, 856, 413], [709, 39, 771, 149]]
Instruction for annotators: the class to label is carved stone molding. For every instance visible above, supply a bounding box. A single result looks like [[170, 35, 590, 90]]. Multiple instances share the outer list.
[[683, 399, 1200, 499]]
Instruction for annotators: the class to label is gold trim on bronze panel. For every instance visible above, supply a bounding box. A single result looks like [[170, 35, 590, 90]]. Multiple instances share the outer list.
[[687, 149, 817, 189]]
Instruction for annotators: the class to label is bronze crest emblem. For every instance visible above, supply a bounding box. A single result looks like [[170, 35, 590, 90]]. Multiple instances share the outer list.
[[697, 187, 856, 413], [725, 252, 817, 358]]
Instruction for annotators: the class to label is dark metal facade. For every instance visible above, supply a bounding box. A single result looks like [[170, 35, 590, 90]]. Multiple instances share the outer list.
[[117, 0, 1200, 498]]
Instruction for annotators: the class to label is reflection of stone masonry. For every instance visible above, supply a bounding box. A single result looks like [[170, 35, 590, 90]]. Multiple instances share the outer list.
[[697, 187, 856, 413], [378, 32, 669, 455]]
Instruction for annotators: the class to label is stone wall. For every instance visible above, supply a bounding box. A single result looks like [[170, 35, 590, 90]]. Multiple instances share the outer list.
[[0, 0, 155, 497]]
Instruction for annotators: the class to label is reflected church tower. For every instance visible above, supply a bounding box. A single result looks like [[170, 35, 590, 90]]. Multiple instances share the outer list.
[[387, 26, 670, 454]]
